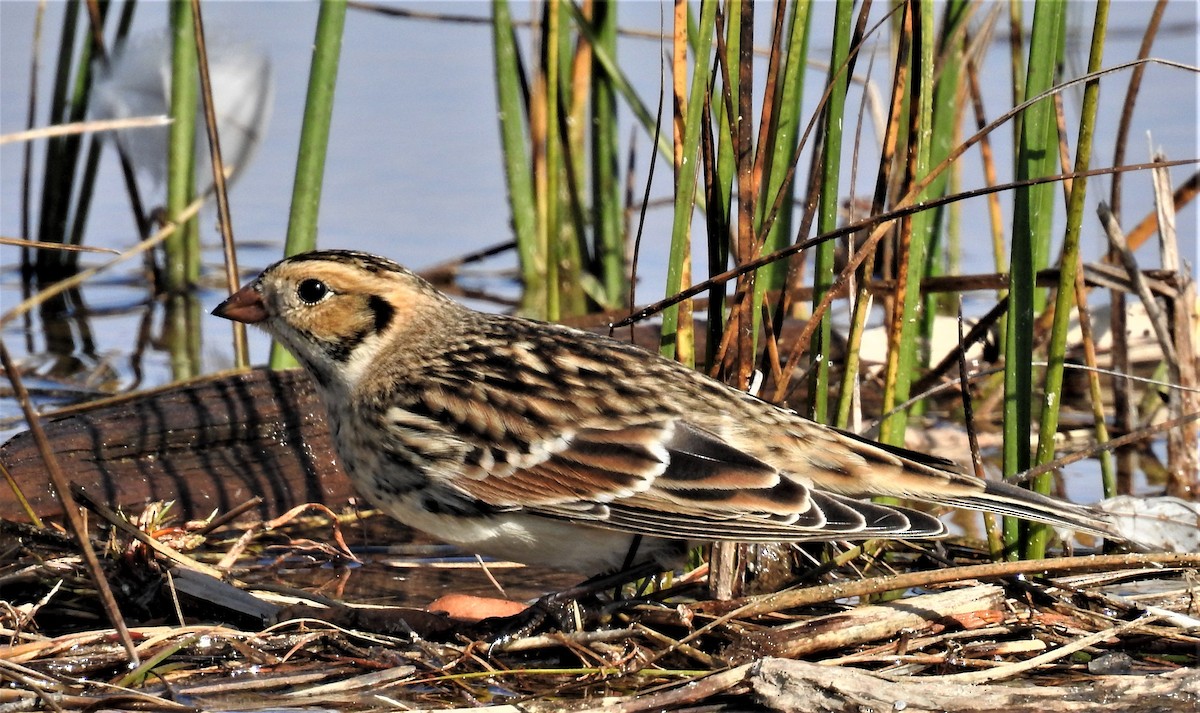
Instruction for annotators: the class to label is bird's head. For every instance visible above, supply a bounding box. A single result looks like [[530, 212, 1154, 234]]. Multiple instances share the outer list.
[[213, 250, 453, 390]]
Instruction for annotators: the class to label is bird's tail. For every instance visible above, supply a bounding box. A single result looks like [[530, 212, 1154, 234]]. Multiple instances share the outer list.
[[925, 478, 1120, 540]]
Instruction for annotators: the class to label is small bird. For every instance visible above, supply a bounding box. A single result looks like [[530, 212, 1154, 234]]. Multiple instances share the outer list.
[[213, 250, 1116, 573]]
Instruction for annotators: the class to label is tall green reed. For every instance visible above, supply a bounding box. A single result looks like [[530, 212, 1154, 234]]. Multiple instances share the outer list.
[[270, 0, 348, 369], [166, 0, 200, 292], [33, 0, 93, 283], [1001, 1, 1065, 557], [493, 0, 660, 320], [808, 0, 854, 424], [1024, 0, 1110, 560]]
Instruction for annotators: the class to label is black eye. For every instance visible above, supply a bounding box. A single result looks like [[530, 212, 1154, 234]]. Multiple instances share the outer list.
[[297, 279, 329, 304]]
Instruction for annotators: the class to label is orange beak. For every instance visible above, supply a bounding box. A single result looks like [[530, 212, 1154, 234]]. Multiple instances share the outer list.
[[212, 283, 268, 324]]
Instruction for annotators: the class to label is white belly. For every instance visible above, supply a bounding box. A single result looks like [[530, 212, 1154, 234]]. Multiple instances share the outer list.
[[380, 493, 683, 573]]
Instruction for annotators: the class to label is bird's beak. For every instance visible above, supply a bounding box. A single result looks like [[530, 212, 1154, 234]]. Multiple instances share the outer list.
[[212, 282, 268, 324]]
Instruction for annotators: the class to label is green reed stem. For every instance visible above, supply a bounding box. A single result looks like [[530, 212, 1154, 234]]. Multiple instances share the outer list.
[[754, 0, 810, 254], [166, 0, 199, 292], [271, 0, 347, 369], [542, 0, 562, 321], [1025, 0, 1109, 560], [34, 1, 83, 281], [492, 0, 539, 299], [281, 0, 345, 257], [879, 1, 936, 445], [912, 0, 969, 417], [660, 0, 716, 364], [564, 3, 675, 175], [590, 1, 623, 308], [166, 293, 201, 381], [809, 0, 854, 424], [752, 0, 810, 342], [701, 4, 737, 371], [1003, 0, 1064, 556]]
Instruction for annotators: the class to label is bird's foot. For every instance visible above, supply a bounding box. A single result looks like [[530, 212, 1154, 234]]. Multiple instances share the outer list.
[[470, 591, 588, 653], [473, 560, 669, 651]]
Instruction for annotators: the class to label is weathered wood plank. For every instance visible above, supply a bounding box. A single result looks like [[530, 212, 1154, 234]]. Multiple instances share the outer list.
[[0, 368, 352, 521]]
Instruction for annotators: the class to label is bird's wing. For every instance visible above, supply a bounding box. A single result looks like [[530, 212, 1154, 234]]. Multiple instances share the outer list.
[[449, 418, 946, 542], [806, 426, 1117, 538]]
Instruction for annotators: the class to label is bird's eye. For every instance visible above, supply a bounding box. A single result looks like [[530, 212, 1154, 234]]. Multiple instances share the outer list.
[[297, 278, 329, 304]]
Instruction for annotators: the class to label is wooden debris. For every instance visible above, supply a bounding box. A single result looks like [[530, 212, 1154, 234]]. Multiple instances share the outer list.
[[0, 367, 352, 521], [747, 657, 1200, 713], [726, 584, 1006, 661], [2, 506, 1198, 710]]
